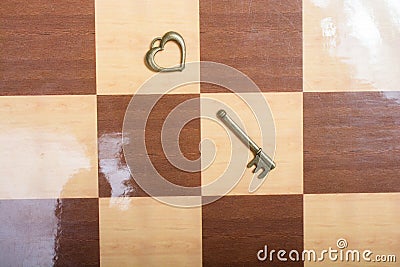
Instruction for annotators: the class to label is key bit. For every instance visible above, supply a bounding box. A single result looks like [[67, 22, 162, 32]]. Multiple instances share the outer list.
[[217, 109, 276, 179]]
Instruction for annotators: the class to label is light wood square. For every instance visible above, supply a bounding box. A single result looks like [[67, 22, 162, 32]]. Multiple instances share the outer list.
[[99, 197, 202, 267], [304, 0, 400, 92], [304, 193, 400, 266], [0, 96, 98, 199], [201, 92, 303, 195], [96, 0, 200, 95]]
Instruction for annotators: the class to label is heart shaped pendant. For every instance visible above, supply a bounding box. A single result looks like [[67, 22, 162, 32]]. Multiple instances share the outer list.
[[145, 31, 186, 72]]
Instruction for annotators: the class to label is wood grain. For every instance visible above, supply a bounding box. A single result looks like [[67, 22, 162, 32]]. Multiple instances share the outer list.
[[201, 92, 303, 195], [303, 0, 400, 92], [0, 198, 99, 266], [202, 195, 303, 266], [304, 92, 400, 194], [200, 0, 302, 93], [54, 198, 100, 267], [0, 96, 98, 199], [304, 193, 400, 267], [95, 0, 200, 95], [0, 0, 96, 95], [97, 94, 201, 197], [97, 95, 135, 197], [99, 197, 202, 267]]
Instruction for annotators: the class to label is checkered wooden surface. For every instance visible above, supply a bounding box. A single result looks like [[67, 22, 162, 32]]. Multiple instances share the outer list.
[[1, 0, 399, 266]]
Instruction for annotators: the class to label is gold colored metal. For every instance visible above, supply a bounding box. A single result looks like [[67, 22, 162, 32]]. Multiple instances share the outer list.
[[217, 109, 276, 179], [145, 31, 186, 72]]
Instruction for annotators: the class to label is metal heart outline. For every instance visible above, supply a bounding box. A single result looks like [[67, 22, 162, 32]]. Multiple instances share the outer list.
[[145, 31, 186, 72]]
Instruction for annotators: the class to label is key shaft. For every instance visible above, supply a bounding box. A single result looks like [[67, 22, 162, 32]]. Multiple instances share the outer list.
[[217, 109, 276, 174], [217, 110, 260, 154]]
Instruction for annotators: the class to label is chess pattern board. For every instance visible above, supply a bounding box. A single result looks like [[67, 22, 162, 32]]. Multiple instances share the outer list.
[[1, 0, 399, 266]]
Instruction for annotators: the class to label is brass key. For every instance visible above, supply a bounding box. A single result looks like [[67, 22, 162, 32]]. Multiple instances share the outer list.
[[217, 109, 276, 178]]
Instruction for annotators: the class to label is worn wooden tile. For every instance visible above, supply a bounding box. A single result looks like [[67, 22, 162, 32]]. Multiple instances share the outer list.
[[201, 92, 303, 195], [304, 0, 400, 92], [0, 96, 98, 199], [304, 92, 400, 194], [97, 95, 135, 197], [0, 198, 99, 266], [99, 197, 202, 266], [202, 195, 303, 266], [97, 94, 201, 197], [96, 0, 200, 95], [200, 0, 302, 93], [304, 193, 400, 266], [0, 0, 96, 95]]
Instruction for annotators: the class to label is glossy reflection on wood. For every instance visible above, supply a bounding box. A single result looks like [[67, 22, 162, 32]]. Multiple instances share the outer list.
[[304, 193, 400, 267], [304, 0, 400, 92], [304, 92, 400, 194], [202, 195, 303, 266], [200, 0, 302, 93], [0, 96, 98, 199], [97, 94, 201, 197], [0, 198, 99, 266], [99, 197, 202, 267], [0, 0, 96, 95], [97, 95, 136, 197]]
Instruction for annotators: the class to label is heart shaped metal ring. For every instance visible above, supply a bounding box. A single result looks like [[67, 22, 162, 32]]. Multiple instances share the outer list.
[[145, 31, 186, 72]]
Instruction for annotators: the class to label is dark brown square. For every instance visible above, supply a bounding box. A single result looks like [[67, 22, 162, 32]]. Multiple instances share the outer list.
[[0, 0, 95, 95], [202, 195, 303, 266], [200, 0, 302, 93], [97, 94, 201, 197], [0, 198, 99, 266], [304, 92, 400, 194]]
